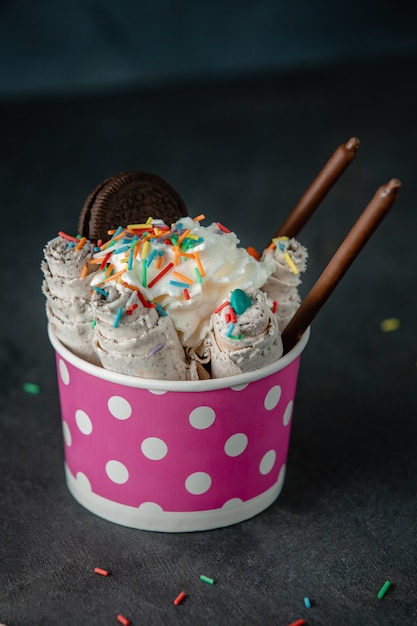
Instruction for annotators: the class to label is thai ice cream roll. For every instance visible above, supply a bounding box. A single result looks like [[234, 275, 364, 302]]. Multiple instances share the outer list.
[[262, 237, 308, 330], [41, 234, 99, 363], [91, 282, 189, 380], [207, 289, 283, 378]]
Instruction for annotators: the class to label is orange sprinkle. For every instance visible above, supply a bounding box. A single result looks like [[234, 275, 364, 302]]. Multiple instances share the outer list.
[[103, 269, 125, 283], [75, 236, 87, 251], [246, 246, 260, 261], [156, 253, 163, 269], [172, 271, 193, 285], [193, 251, 205, 277], [193, 213, 205, 221], [81, 264, 88, 279], [173, 246, 181, 266], [94, 567, 109, 577], [177, 228, 190, 245]]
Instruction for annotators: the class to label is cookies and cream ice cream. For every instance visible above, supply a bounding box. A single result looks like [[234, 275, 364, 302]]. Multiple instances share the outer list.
[[42, 215, 307, 380], [41, 234, 100, 364]]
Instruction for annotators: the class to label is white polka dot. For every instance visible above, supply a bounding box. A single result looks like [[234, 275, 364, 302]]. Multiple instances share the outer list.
[[75, 472, 92, 491], [62, 421, 72, 446], [224, 433, 248, 457], [137, 502, 164, 513], [283, 400, 293, 426], [189, 406, 216, 430], [75, 409, 93, 435], [259, 450, 276, 475], [231, 383, 249, 391], [264, 385, 282, 410], [148, 389, 168, 395], [59, 359, 70, 385], [108, 396, 132, 420], [185, 472, 212, 495], [141, 437, 168, 460], [106, 460, 129, 484], [222, 498, 243, 509]]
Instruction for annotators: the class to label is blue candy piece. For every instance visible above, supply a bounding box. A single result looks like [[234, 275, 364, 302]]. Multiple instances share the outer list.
[[230, 289, 252, 315]]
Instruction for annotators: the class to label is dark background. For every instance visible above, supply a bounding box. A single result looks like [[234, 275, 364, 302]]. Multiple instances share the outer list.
[[1, 2, 416, 624]]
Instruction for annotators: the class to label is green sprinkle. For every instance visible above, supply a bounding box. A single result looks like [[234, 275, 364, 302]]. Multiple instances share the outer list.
[[378, 580, 391, 600], [142, 262, 147, 288], [200, 575, 215, 585], [23, 382, 41, 395], [194, 267, 203, 284], [92, 319, 97, 329]]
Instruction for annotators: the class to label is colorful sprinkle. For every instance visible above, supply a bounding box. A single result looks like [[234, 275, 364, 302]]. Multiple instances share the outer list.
[[22, 382, 41, 395], [226, 323, 235, 337], [199, 575, 215, 585], [272, 300, 278, 314], [380, 318, 400, 332], [174, 591, 186, 606], [113, 308, 123, 328], [173, 270, 193, 285], [193, 251, 205, 277], [213, 300, 230, 314], [216, 221, 231, 233], [127, 303, 138, 315], [246, 246, 260, 260], [81, 264, 88, 279], [94, 567, 109, 577], [127, 248, 134, 271], [303, 596, 311, 608], [287, 620, 305, 626], [58, 231, 79, 242], [284, 251, 299, 275], [93, 286, 109, 298], [75, 236, 87, 251], [148, 262, 174, 288], [183, 288, 191, 300], [194, 267, 203, 284], [378, 580, 392, 599], [116, 615, 130, 626], [169, 280, 191, 289], [149, 343, 165, 356]]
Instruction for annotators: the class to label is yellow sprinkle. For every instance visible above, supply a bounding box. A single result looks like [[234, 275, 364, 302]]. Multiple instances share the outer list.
[[127, 223, 150, 229], [272, 236, 289, 245], [284, 252, 299, 275], [146, 216, 154, 224], [141, 240, 150, 259], [172, 270, 193, 285], [380, 318, 400, 332], [187, 234, 199, 240]]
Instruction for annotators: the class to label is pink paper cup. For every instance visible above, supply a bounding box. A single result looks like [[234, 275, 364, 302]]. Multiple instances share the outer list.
[[48, 325, 310, 532]]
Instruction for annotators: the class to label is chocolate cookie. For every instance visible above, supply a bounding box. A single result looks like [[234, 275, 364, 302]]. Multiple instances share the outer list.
[[78, 171, 188, 243]]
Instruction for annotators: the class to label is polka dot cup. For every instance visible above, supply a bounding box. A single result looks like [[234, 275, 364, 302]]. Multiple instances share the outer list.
[[49, 325, 310, 532]]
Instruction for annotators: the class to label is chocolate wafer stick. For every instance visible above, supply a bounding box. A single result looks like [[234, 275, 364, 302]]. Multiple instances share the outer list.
[[273, 137, 360, 240], [281, 178, 401, 353]]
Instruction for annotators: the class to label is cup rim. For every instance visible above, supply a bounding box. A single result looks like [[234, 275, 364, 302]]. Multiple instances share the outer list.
[[48, 324, 310, 392]]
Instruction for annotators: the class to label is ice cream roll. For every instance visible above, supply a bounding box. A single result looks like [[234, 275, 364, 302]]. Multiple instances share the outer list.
[[261, 237, 308, 330], [41, 234, 100, 363], [91, 282, 189, 380], [207, 288, 283, 379]]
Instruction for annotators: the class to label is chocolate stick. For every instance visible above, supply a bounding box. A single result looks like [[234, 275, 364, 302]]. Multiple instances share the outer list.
[[273, 137, 360, 240], [281, 178, 401, 353]]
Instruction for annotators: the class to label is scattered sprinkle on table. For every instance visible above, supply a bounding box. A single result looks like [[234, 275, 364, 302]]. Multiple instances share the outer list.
[[303, 596, 311, 608], [378, 580, 392, 599], [174, 591, 186, 605], [22, 382, 41, 395], [287, 619, 305, 626], [94, 567, 109, 576], [116, 614, 130, 626], [200, 574, 215, 585], [380, 318, 400, 332]]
